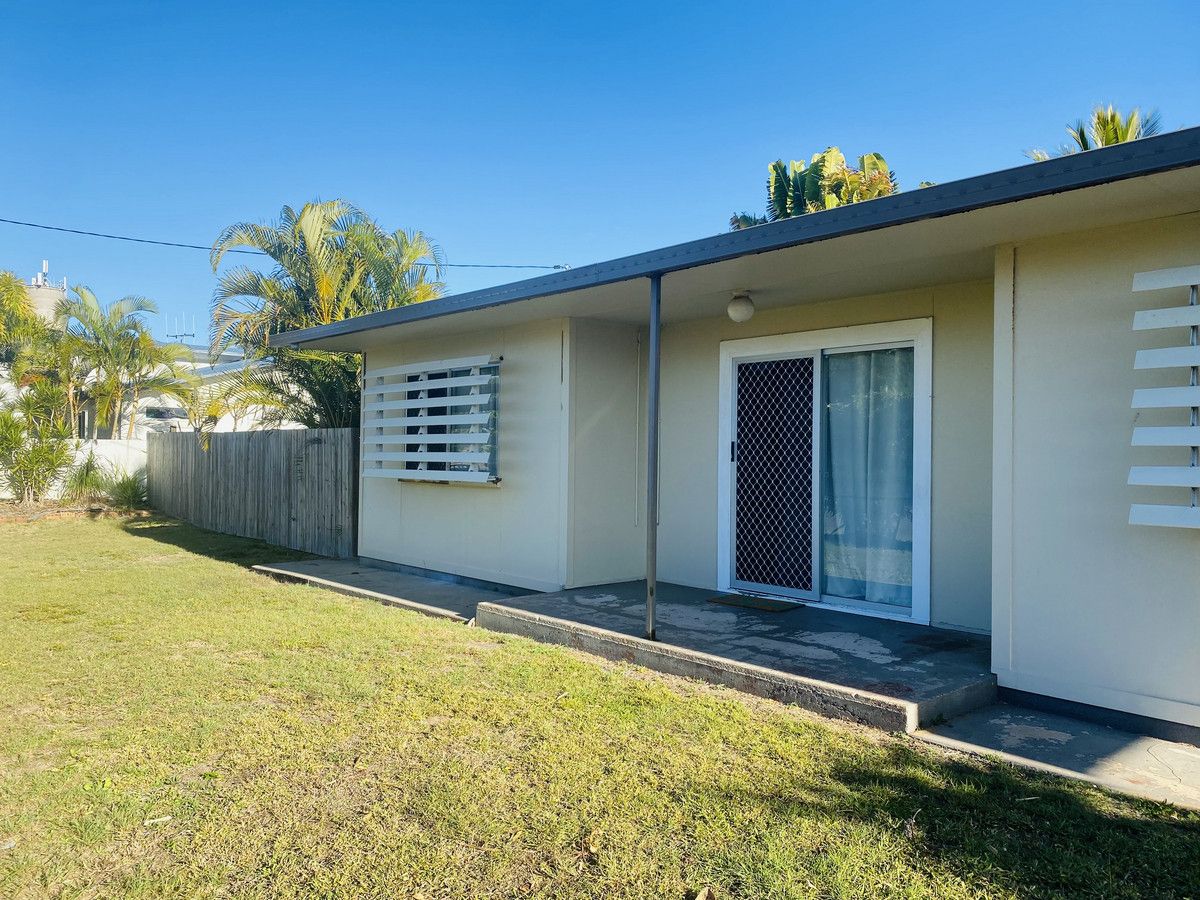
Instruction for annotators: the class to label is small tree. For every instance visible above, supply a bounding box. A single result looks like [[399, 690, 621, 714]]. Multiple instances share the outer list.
[[0, 380, 74, 502], [730, 148, 899, 230], [122, 333, 196, 439], [57, 287, 157, 438], [10, 324, 94, 439], [0, 271, 38, 360], [1029, 105, 1162, 160], [210, 201, 445, 427]]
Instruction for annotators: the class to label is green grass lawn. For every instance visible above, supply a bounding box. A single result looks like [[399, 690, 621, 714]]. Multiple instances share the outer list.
[[1, 517, 1197, 899]]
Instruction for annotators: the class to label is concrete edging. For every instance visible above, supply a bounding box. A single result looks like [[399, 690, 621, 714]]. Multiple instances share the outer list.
[[251, 564, 469, 623], [476, 601, 919, 732]]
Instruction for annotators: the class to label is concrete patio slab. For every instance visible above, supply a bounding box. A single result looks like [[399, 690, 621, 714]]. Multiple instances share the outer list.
[[479, 581, 995, 732], [917, 702, 1200, 809], [247, 564, 1198, 808], [252, 558, 503, 622]]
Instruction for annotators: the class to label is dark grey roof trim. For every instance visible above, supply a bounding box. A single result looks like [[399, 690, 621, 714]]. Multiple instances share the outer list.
[[275, 126, 1200, 348]]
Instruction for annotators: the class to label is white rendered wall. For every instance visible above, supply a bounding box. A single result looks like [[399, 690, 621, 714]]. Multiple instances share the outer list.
[[654, 282, 995, 632], [565, 318, 646, 587], [993, 213, 1200, 726], [357, 318, 569, 592]]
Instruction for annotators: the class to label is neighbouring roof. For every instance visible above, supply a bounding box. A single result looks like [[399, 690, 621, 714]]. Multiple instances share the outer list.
[[275, 126, 1200, 352]]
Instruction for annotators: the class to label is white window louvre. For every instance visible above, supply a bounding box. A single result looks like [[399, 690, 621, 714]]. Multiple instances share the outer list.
[[366, 413, 492, 428], [364, 451, 491, 464], [1132, 306, 1200, 331], [1129, 266, 1200, 527], [367, 374, 494, 395], [1128, 466, 1200, 487], [363, 468, 492, 483], [363, 393, 495, 413], [364, 355, 496, 380], [1133, 346, 1200, 370], [1131, 426, 1200, 446], [362, 354, 501, 485], [369, 433, 492, 446], [1132, 386, 1200, 409]]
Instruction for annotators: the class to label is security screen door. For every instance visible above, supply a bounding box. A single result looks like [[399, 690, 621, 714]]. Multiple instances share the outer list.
[[732, 355, 819, 597], [731, 346, 916, 612]]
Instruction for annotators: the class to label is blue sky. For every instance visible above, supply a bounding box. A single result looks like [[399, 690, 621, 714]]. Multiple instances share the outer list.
[[2, 1, 1198, 342]]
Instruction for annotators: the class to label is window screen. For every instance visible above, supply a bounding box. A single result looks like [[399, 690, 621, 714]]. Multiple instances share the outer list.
[[361, 355, 499, 484]]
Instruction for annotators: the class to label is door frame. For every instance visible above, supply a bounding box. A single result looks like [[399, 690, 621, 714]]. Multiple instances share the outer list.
[[716, 318, 933, 625]]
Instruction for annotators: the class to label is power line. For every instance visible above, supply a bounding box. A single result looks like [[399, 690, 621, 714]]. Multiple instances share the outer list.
[[0, 215, 569, 270]]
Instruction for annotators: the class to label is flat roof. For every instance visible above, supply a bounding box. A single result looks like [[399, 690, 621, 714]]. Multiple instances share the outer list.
[[275, 126, 1200, 350]]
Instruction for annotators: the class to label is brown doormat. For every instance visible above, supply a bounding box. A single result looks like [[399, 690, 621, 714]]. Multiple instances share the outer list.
[[707, 594, 798, 612]]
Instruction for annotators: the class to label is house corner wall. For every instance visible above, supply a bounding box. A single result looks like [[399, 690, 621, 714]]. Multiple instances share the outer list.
[[991, 245, 1016, 673], [997, 212, 1200, 727]]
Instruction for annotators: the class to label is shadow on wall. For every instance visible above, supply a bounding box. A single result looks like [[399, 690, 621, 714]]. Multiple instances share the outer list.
[[122, 516, 314, 568], [688, 738, 1200, 895]]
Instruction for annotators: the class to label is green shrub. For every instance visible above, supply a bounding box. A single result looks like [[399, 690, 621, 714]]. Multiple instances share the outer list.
[[63, 450, 110, 503], [104, 468, 148, 511], [0, 382, 74, 502]]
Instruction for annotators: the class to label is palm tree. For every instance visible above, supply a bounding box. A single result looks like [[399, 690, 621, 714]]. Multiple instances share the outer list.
[[121, 333, 196, 438], [351, 224, 445, 308], [57, 287, 157, 438], [1029, 105, 1162, 160], [10, 326, 93, 438], [731, 148, 898, 230], [210, 200, 445, 428], [0, 271, 37, 357]]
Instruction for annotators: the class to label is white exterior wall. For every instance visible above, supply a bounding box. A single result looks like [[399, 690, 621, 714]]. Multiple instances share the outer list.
[[565, 319, 646, 587], [993, 213, 1200, 726], [357, 318, 569, 592], [652, 282, 994, 631], [77, 439, 147, 476], [355, 284, 994, 633]]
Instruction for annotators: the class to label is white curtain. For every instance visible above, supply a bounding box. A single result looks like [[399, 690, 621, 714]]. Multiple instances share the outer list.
[[821, 348, 914, 607]]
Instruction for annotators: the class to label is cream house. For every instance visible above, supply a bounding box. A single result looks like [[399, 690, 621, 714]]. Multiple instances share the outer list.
[[275, 128, 1200, 738]]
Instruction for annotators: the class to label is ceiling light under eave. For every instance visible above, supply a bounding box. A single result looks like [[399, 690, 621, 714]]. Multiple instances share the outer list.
[[727, 291, 755, 323]]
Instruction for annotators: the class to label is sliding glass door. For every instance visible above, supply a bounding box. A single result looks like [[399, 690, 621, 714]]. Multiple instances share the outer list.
[[821, 347, 915, 611], [720, 321, 930, 622]]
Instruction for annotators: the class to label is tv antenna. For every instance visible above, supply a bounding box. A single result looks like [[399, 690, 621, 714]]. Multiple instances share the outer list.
[[166, 314, 196, 343]]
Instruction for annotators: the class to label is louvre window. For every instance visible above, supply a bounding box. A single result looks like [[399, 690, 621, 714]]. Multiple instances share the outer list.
[[362, 354, 500, 484]]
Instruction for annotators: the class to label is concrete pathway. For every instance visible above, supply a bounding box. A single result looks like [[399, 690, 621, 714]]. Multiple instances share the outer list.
[[917, 702, 1200, 810]]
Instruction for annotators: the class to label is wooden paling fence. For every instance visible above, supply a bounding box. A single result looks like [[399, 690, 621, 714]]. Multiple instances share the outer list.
[[147, 429, 357, 558]]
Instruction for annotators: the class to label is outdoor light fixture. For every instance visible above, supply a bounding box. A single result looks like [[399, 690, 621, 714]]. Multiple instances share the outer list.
[[727, 290, 755, 323]]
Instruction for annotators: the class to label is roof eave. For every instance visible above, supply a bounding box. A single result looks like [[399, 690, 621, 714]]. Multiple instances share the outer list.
[[272, 126, 1200, 350]]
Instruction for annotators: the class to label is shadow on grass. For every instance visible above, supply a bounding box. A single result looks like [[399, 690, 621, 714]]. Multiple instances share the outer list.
[[121, 515, 315, 568], [701, 739, 1200, 897]]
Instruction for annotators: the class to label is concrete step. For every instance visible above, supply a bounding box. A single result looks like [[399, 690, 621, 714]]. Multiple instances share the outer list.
[[476, 601, 995, 733]]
